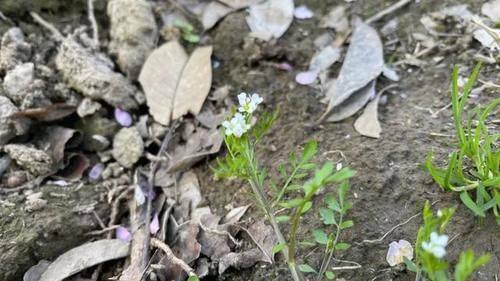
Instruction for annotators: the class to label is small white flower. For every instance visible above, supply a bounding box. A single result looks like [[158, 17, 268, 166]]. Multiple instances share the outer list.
[[437, 209, 443, 217], [222, 113, 250, 137], [238, 92, 263, 114], [422, 232, 448, 258], [386, 240, 414, 266]]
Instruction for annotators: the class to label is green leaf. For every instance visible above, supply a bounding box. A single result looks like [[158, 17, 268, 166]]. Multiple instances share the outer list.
[[298, 264, 316, 273], [325, 195, 341, 212], [314, 163, 334, 185], [312, 229, 328, 245], [276, 216, 291, 223], [301, 201, 313, 214], [324, 168, 354, 183], [302, 140, 318, 162], [187, 275, 199, 281], [272, 242, 286, 254], [299, 163, 316, 170], [279, 198, 303, 209], [319, 208, 336, 225], [404, 257, 418, 272], [460, 192, 485, 217], [182, 33, 201, 43], [340, 220, 354, 229], [325, 271, 335, 280], [293, 172, 308, 179], [286, 184, 302, 191], [335, 242, 351, 250]]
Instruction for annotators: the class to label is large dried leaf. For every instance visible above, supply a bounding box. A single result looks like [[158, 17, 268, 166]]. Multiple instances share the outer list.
[[246, 0, 294, 40], [39, 239, 129, 281], [172, 46, 213, 120], [321, 22, 384, 122], [202, 2, 235, 30], [354, 91, 382, 138], [139, 41, 188, 125], [482, 0, 500, 22], [327, 80, 375, 122], [221, 204, 250, 224]]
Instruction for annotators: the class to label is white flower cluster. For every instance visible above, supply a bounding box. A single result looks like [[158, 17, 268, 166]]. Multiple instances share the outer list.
[[222, 93, 263, 138], [422, 232, 448, 258]]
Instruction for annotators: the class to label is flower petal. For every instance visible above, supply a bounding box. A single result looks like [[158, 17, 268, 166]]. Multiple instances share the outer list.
[[114, 108, 133, 127], [116, 226, 132, 241], [294, 5, 314, 19], [295, 70, 319, 85]]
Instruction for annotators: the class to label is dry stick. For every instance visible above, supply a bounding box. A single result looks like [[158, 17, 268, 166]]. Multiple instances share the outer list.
[[358, 212, 420, 245], [150, 238, 196, 277], [366, 0, 412, 24], [330, 258, 362, 271], [30, 12, 64, 41], [87, 0, 99, 47]]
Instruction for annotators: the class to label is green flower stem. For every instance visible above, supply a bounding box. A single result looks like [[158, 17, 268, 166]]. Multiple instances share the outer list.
[[273, 164, 301, 208]]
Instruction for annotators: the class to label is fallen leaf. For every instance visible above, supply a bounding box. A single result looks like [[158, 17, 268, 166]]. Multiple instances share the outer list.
[[320, 6, 349, 33], [202, 2, 235, 30], [23, 260, 50, 281], [320, 21, 384, 122], [473, 28, 500, 51], [177, 171, 202, 221], [382, 65, 400, 82], [39, 239, 129, 281], [221, 204, 251, 224], [172, 46, 213, 120], [310, 46, 342, 72], [55, 153, 90, 181], [11, 103, 76, 121], [386, 240, 413, 266], [246, 0, 294, 40], [218, 0, 262, 9], [139, 41, 188, 125], [35, 126, 81, 167], [327, 80, 376, 122], [167, 128, 223, 172], [353, 90, 382, 138], [482, 0, 500, 22]]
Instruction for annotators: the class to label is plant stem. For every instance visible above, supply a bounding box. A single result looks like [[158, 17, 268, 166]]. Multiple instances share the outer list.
[[273, 164, 301, 207], [316, 212, 343, 281]]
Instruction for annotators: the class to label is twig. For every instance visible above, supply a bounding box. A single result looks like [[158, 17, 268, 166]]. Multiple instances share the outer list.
[[87, 0, 99, 47], [151, 238, 196, 277], [92, 210, 106, 229], [234, 225, 273, 263], [472, 17, 500, 43], [366, 0, 412, 24], [357, 212, 421, 245], [30, 12, 64, 41], [86, 225, 121, 236]]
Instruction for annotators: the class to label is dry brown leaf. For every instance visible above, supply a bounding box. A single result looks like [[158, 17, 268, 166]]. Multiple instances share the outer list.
[[320, 5, 349, 33], [354, 92, 382, 138], [39, 239, 130, 281], [327, 81, 375, 122], [221, 204, 250, 224], [246, 0, 294, 40], [218, 0, 263, 9], [172, 46, 213, 120], [202, 2, 235, 30], [139, 41, 188, 125], [11, 103, 76, 122]]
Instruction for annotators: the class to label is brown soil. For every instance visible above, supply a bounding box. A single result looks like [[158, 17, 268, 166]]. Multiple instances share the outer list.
[[0, 0, 498, 280]]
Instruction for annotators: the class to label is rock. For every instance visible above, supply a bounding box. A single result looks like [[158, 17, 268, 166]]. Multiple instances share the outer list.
[[112, 127, 143, 168], [107, 0, 158, 80], [0, 96, 30, 145], [83, 134, 110, 152], [77, 97, 102, 117], [3, 62, 34, 104], [3, 144, 53, 176], [0, 28, 32, 73]]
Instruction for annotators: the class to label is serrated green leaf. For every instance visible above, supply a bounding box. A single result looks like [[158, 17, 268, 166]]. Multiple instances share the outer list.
[[325, 195, 341, 212], [272, 242, 286, 254], [319, 208, 335, 225], [335, 242, 351, 250], [312, 229, 328, 245], [340, 220, 354, 229], [298, 264, 316, 273], [325, 271, 335, 279], [302, 140, 318, 162], [324, 168, 354, 183]]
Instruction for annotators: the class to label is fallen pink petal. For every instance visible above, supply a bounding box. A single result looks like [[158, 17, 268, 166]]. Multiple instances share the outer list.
[[293, 5, 314, 19], [386, 240, 413, 266], [88, 163, 104, 182], [150, 213, 160, 234], [295, 70, 319, 85], [114, 108, 133, 127], [115, 226, 132, 241], [276, 62, 293, 71]]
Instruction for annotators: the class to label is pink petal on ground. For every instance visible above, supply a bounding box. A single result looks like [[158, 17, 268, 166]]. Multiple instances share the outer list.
[[386, 240, 414, 266], [88, 163, 104, 182], [295, 70, 319, 85], [114, 108, 133, 127], [294, 5, 314, 19], [150, 213, 160, 234], [276, 62, 293, 71], [116, 226, 132, 241]]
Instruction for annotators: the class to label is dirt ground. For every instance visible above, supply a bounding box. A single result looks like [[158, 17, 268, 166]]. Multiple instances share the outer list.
[[0, 0, 498, 280]]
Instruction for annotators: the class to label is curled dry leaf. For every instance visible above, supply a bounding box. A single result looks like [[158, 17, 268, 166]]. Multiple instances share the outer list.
[[55, 153, 90, 181], [202, 2, 235, 30], [176, 171, 202, 221], [139, 41, 188, 126], [246, 0, 294, 41], [39, 239, 130, 281], [354, 91, 383, 138], [172, 46, 213, 120], [320, 21, 384, 122], [221, 204, 250, 224], [327, 80, 375, 122], [35, 126, 81, 166], [11, 103, 76, 122]]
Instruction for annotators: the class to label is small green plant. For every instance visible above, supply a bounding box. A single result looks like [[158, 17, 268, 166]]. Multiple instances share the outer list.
[[215, 93, 354, 281], [311, 181, 354, 280], [174, 20, 201, 43], [425, 64, 500, 222], [404, 202, 490, 281]]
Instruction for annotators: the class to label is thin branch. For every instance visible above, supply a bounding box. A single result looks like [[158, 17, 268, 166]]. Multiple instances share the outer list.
[[151, 238, 196, 277], [30, 12, 64, 41], [366, 0, 412, 24], [87, 0, 99, 47]]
